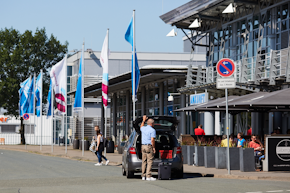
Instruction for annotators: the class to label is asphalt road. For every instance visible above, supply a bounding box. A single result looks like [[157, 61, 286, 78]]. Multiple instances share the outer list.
[[0, 149, 289, 193]]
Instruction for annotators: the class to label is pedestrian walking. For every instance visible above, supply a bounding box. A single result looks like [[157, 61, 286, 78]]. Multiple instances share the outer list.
[[94, 126, 109, 166], [140, 115, 156, 181]]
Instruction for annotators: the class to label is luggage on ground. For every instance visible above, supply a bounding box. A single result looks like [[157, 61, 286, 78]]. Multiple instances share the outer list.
[[158, 162, 172, 180]]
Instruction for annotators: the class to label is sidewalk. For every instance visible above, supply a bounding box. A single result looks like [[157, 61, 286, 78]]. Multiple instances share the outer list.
[[1, 145, 289, 182]]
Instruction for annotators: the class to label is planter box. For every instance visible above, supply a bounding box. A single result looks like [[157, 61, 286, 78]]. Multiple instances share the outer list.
[[240, 148, 255, 172], [181, 146, 188, 164], [118, 142, 126, 154], [187, 146, 195, 165], [204, 146, 215, 168], [215, 147, 227, 169], [194, 146, 204, 166], [73, 139, 79, 149], [227, 147, 240, 170], [106, 141, 115, 153], [79, 140, 90, 151]]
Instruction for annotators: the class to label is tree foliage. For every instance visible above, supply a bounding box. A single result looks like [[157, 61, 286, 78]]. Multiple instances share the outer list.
[[0, 28, 68, 116]]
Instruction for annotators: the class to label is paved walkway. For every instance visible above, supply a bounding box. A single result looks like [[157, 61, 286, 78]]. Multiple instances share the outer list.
[[1, 145, 289, 182]]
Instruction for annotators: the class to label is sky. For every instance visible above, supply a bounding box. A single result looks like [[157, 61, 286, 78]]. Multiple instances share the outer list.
[[1, 0, 190, 53]]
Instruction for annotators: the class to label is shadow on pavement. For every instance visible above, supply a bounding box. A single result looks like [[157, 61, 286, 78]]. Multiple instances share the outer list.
[[125, 172, 214, 180]]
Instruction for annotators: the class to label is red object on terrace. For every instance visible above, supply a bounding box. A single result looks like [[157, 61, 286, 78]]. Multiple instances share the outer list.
[[159, 150, 173, 159]]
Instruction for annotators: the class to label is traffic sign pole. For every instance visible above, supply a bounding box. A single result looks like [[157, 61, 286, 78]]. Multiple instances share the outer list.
[[226, 88, 230, 175], [216, 58, 235, 175]]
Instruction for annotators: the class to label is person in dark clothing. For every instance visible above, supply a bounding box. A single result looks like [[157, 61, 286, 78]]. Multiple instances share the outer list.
[[94, 126, 109, 166]]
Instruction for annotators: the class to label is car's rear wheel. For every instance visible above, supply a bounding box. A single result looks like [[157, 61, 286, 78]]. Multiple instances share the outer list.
[[122, 166, 126, 176], [175, 167, 183, 179]]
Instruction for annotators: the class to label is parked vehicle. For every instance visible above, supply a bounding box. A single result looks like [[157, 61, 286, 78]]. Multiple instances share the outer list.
[[122, 116, 183, 178]]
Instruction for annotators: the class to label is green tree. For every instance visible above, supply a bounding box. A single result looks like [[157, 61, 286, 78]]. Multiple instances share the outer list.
[[0, 28, 68, 144]]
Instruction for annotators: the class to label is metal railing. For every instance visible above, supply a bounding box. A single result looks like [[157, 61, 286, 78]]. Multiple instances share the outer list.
[[186, 46, 290, 86]]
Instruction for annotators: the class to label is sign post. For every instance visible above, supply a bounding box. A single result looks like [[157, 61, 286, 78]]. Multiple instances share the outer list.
[[216, 58, 236, 175]]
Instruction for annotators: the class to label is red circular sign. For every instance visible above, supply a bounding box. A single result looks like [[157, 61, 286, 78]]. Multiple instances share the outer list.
[[216, 58, 235, 77], [23, 113, 29, 120]]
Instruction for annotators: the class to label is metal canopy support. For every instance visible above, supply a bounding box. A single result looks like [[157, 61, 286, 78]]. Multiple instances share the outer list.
[[234, 0, 259, 5], [240, 29, 250, 83], [207, 41, 214, 84], [269, 49, 280, 85], [220, 37, 225, 58], [254, 25, 264, 84], [186, 64, 193, 87], [198, 14, 221, 21], [285, 34, 290, 82], [196, 65, 202, 86]]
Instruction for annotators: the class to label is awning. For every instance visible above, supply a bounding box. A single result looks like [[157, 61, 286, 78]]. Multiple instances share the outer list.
[[174, 88, 290, 112], [174, 95, 239, 112]]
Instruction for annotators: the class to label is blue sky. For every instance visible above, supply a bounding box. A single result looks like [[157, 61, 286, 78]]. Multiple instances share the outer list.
[[1, 0, 189, 53]]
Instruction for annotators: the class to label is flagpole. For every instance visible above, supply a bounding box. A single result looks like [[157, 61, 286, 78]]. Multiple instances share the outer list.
[[51, 84, 54, 153], [104, 29, 109, 157], [82, 41, 85, 157], [29, 75, 32, 147], [33, 73, 36, 146], [133, 10, 136, 121], [65, 54, 68, 154], [40, 69, 43, 151]]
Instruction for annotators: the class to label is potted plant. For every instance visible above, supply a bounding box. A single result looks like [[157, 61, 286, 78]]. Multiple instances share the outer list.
[[194, 137, 205, 166], [227, 140, 240, 170], [73, 137, 79, 149], [239, 141, 255, 172], [187, 141, 195, 166], [106, 137, 114, 153], [204, 139, 216, 168], [181, 141, 188, 164], [79, 137, 90, 151]]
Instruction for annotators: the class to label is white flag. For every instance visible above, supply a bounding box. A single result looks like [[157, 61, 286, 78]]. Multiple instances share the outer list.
[[100, 31, 109, 109], [50, 57, 67, 114]]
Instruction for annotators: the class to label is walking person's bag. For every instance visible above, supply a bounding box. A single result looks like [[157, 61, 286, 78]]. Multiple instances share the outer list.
[[89, 140, 96, 152]]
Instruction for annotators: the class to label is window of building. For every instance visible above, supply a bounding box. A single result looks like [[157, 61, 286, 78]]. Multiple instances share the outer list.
[[24, 125, 35, 134], [1, 125, 18, 133]]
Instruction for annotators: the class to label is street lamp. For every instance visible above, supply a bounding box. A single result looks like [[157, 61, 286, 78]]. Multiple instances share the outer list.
[[189, 19, 201, 28], [168, 93, 181, 101], [222, 3, 236, 13], [166, 29, 177, 37]]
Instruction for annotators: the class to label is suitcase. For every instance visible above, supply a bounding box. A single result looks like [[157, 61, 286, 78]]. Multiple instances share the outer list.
[[158, 162, 172, 180]]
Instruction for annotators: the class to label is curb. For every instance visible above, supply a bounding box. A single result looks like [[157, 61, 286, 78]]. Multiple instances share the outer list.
[[0, 147, 122, 166]]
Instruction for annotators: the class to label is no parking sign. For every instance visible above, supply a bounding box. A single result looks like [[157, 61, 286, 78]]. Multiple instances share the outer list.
[[23, 113, 29, 120], [216, 58, 236, 89], [216, 58, 235, 77]]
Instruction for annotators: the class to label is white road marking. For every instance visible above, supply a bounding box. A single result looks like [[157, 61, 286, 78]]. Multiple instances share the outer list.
[[245, 192, 262, 193], [266, 191, 284, 193]]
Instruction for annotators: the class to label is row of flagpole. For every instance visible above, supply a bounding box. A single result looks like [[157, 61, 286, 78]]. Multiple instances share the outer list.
[[18, 10, 140, 156]]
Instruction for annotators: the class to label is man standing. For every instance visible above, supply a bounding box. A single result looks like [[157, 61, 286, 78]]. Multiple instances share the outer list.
[[140, 115, 156, 181], [194, 124, 205, 135]]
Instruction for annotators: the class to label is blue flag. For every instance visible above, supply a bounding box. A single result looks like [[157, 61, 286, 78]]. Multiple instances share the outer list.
[[73, 52, 83, 112], [125, 17, 140, 98], [19, 77, 31, 116], [35, 72, 42, 117], [47, 80, 53, 118], [27, 76, 35, 114]]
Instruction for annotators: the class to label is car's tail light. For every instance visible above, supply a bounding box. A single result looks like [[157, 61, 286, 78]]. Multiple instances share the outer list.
[[129, 147, 136, 154], [176, 147, 181, 154]]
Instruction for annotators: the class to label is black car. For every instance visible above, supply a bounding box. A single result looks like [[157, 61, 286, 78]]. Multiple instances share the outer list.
[[122, 116, 183, 178]]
